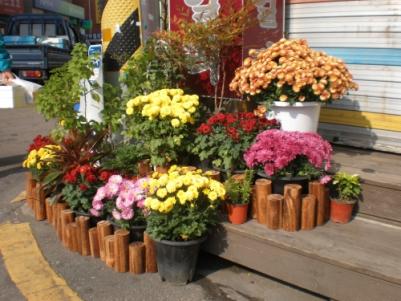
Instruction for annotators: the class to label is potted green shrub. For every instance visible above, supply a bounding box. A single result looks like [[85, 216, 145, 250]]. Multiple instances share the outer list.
[[330, 172, 362, 224], [224, 170, 254, 224], [144, 166, 225, 284]]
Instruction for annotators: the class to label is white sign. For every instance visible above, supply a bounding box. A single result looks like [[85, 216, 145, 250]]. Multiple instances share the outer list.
[[79, 44, 104, 123]]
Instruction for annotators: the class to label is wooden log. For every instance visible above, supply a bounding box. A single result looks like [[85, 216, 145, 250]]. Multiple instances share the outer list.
[[60, 210, 74, 247], [56, 203, 68, 240], [70, 222, 79, 252], [205, 170, 220, 181], [34, 183, 46, 221], [105, 235, 115, 268], [97, 221, 112, 261], [325, 186, 330, 221], [45, 198, 53, 223], [50, 203, 58, 228], [89, 228, 100, 258], [255, 179, 272, 224], [65, 224, 73, 250], [251, 186, 258, 219], [282, 184, 302, 232], [77, 216, 91, 256], [266, 194, 284, 230], [144, 232, 157, 273], [301, 194, 317, 231], [310, 181, 328, 226], [114, 230, 130, 273], [74, 217, 82, 254], [25, 172, 36, 209], [129, 242, 145, 274]]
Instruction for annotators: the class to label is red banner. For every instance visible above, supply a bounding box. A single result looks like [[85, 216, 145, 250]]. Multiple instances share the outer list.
[[0, 0, 24, 15], [169, 0, 285, 98]]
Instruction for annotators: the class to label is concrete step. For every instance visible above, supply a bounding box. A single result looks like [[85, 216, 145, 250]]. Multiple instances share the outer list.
[[203, 217, 401, 301]]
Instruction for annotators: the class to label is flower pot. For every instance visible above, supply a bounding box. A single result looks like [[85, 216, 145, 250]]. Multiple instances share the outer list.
[[227, 203, 248, 224], [257, 171, 309, 195], [109, 219, 146, 242], [330, 199, 355, 224], [155, 165, 169, 174], [138, 160, 151, 177], [270, 101, 321, 133], [154, 236, 207, 285]]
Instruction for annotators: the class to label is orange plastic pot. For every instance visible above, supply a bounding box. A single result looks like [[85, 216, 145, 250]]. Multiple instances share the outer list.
[[330, 199, 355, 224], [227, 203, 249, 225]]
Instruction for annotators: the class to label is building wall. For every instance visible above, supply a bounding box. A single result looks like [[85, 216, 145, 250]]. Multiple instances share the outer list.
[[286, 0, 401, 153]]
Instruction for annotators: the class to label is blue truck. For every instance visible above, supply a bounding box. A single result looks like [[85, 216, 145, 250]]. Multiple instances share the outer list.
[[4, 14, 86, 83]]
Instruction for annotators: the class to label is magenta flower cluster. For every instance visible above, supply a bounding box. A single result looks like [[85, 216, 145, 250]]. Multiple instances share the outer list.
[[90, 175, 149, 222], [244, 129, 332, 176]]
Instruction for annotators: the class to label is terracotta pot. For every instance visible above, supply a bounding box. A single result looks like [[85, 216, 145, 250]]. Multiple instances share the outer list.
[[138, 160, 151, 177], [155, 165, 169, 174], [204, 170, 221, 181], [227, 203, 249, 225], [330, 199, 355, 224]]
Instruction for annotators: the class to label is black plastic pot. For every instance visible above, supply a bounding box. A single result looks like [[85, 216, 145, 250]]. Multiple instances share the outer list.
[[257, 172, 309, 194], [109, 219, 146, 242], [154, 236, 207, 285]]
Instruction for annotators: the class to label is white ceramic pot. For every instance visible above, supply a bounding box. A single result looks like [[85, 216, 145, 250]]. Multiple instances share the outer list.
[[270, 101, 321, 133]]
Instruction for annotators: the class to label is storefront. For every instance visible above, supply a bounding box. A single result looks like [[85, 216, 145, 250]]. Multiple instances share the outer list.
[[0, 0, 25, 33], [286, 0, 401, 153], [33, 0, 85, 27]]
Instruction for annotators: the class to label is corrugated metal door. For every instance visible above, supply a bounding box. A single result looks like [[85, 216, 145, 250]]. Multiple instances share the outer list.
[[286, 0, 401, 153]]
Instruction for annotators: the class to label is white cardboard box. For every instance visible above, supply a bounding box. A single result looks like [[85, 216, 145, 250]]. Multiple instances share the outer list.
[[0, 85, 27, 108]]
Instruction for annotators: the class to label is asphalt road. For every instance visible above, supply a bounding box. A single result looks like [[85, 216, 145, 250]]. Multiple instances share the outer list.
[[0, 107, 326, 301]]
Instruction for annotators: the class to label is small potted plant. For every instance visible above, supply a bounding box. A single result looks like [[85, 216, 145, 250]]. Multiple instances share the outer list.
[[330, 172, 361, 224], [224, 170, 254, 224], [192, 112, 279, 174], [230, 39, 358, 132], [125, 89, 200, 168], [244, 129, 332, 194], [144, 166, 225, 284], [90, 175, 149, 241]]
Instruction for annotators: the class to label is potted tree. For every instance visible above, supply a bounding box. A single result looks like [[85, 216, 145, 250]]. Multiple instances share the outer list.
[[230, 39, 358, 132], [224, 170, 254, 224], [144, 166, 225, 285], [330, 172, 362, 224], [90, 175, 149, 242], [244, 129, 332, 194], [192, 112, 279, 176]]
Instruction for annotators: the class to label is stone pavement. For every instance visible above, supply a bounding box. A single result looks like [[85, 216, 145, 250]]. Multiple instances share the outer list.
[[0, 107, 327, 301]]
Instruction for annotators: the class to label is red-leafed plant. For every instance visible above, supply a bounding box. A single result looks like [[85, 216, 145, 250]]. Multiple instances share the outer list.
[[192, 112, 279, 171], [42, 126, 111, 204]]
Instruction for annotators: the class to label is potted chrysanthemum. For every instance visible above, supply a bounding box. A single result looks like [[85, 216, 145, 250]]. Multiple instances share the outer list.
[[125, 89, 200, 168], [192, 111, 279, 174], [244, 129, 332, 194], [230, 39, 358, 132], [144, 166, 225, 284], [90, 175, 149, 241]]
